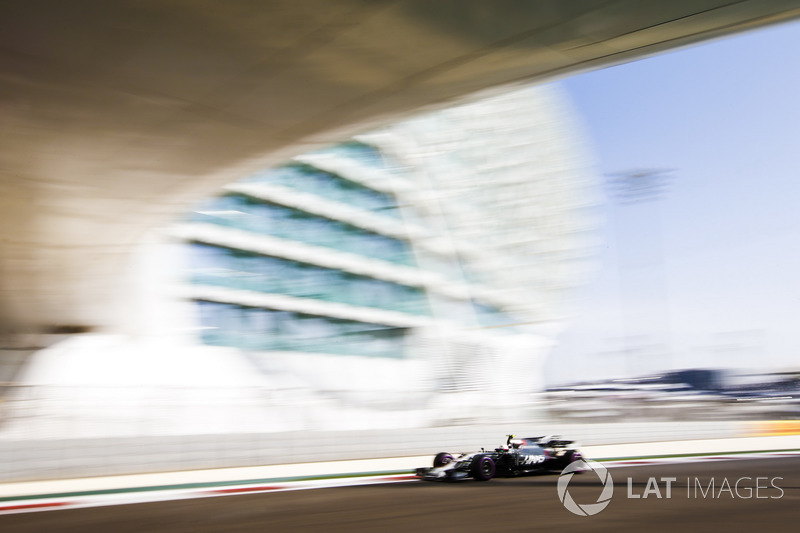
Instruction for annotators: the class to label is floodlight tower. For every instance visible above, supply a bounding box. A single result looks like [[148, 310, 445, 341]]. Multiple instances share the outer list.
[[606, 168, 673, 377]]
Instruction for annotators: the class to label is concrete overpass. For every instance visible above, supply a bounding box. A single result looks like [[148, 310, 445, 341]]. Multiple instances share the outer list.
[[2, 0, 800, 345]]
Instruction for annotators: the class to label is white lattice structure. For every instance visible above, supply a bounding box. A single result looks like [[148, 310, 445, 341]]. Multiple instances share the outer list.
[[367, 84, 599, 325]]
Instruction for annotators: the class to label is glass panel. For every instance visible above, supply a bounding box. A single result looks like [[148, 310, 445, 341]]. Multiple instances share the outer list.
[[243, 162, 401, 218], [194, 300, 408, 358], [188, 243, 427, 314], [193, 194, 414, 267]]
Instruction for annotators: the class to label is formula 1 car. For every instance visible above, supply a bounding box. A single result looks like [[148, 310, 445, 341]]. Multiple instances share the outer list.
[[415, 434, 583, 481]]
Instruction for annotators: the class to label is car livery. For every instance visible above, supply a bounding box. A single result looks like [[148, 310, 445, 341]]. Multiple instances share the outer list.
[[415, 435, 583, 481]]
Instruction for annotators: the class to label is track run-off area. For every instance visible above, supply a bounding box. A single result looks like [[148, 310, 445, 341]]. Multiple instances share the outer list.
[[1, 453, 799, 532]]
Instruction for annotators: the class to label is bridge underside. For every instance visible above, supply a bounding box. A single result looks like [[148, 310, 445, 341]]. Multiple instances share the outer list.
[[1, 0, 799, 342]]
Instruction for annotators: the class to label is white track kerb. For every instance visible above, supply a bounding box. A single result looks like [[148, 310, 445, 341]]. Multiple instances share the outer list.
[[557, 459, 614, 516]]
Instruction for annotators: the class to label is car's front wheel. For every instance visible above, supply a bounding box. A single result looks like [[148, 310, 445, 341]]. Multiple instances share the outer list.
[[471, 455, 496, 481]]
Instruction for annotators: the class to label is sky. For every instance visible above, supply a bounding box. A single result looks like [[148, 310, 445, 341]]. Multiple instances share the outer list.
[[544, 19, 800, 385]]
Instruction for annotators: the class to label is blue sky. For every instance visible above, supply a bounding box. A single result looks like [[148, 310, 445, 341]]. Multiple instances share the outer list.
[[544, 19, 800, 385]]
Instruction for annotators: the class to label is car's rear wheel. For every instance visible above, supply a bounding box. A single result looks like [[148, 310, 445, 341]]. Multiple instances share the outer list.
[[433, 452, 454, 467], [471, 455, 496, 481], [565, 451, 584, 473]]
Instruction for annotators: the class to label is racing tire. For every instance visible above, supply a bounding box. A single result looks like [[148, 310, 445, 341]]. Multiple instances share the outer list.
[[471, 455, 496, 481], [565, 451, 584, 473], [433, 452, 455, 468]]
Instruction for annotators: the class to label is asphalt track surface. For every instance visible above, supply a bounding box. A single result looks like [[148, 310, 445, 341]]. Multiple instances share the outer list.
[[2, 457, 798, 532]]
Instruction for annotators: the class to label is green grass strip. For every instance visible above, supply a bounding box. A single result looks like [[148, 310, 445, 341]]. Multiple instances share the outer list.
[[597, 447, 800, 462]]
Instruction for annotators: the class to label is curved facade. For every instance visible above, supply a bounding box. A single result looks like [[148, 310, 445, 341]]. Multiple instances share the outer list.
[[4, 84, 598, 438], [174, 83, 599, 418]]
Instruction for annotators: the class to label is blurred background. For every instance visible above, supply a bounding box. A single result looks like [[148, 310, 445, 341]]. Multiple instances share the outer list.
[[2, 12, 800, 483]]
